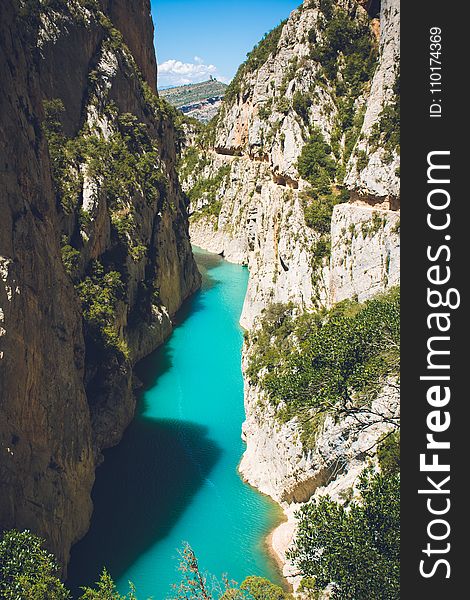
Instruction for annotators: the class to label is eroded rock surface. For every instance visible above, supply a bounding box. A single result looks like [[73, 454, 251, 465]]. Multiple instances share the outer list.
[[0, 0, 199, 570]]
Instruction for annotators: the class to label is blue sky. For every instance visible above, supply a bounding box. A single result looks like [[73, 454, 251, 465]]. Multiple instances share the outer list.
[[150, 0, 300, 88]]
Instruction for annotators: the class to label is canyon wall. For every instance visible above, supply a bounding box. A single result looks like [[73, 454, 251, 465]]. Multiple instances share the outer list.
[[0, 0, 199, 570], [182, 0, 400, 594], [186, 0, 399, 329]]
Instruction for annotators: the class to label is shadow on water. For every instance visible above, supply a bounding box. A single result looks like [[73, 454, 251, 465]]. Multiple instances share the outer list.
[[67, 417, 222, 596], [67, 251, 225, 596]]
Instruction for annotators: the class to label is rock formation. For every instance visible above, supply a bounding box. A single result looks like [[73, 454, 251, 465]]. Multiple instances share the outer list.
[[181, 0, 400, 594], [0, 0, 199, 571], [185, 0, 399, 328]]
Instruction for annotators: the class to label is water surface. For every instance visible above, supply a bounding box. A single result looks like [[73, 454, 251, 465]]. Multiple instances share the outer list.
[[68, 247, 282, 598]]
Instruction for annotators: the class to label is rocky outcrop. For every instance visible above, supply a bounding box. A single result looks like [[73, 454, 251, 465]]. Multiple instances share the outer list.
[[184, 0, 400, 327], [0, 0, 199, 571]]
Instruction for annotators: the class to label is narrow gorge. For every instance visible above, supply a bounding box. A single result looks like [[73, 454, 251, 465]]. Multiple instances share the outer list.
[[1, 0, 400, 598], [182, 0, 400, 595]]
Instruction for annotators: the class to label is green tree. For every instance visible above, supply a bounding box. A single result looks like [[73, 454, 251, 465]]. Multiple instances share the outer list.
[[240, 576, 292, 600], [77, 261, 129, 357], [289, 469, 400, 600], [0, 530, 70, 600], [79, 569, 138, 600], [297, 127, 336, 188], [255, 288, 400, 428], [377, 430, 400, 477]]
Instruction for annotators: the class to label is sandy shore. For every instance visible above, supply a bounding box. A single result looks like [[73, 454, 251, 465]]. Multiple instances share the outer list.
[[266, 503, 301, 593]]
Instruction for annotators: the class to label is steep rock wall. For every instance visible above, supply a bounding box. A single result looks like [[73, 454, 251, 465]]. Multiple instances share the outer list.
[[182, 0, 400, 595], [0, 0, 199, 570], [185, 0, 400, 327], [0, 0, 94, 569]]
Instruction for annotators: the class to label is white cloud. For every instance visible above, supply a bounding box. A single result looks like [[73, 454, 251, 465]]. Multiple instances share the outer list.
[[158, 58, 224, 87]]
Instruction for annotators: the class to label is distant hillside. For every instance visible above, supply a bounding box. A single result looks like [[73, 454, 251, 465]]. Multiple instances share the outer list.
[[160, 79, 228, 123], [160, 79, 228, 107]]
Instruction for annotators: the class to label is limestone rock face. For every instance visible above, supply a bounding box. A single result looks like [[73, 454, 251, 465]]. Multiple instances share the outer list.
[[0, 0, 199, 570], [189, 153, 326, 329], [182, 1, 400, 594], [0, 0, 94, 569], [344, 0, 400, 197], [330, 202, 400, 304], [185, 0, 400, 326]]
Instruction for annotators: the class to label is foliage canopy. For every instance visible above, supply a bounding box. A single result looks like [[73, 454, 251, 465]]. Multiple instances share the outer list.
[[289, 467, 400, 600]]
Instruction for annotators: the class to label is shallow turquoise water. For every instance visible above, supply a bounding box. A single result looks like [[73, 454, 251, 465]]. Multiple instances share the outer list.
[[68, 248, 282, 599]]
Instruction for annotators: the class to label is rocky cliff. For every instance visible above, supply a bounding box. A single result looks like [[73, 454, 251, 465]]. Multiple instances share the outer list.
[[184, 0, 399, 329], [0, 0, 199, 571], [180, 0, 400, 594]]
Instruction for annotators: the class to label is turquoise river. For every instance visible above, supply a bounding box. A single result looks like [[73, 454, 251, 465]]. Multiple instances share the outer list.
[[68, 247, 282, 598]]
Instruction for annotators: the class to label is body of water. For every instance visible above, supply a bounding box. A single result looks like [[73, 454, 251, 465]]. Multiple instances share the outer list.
[[68, 247, 282, 599]]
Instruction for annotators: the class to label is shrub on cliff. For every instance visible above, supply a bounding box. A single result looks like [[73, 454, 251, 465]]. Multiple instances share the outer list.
[[377, 430, 400, 477], [310, 7, 377, 94], [77, 261, 129, 358], [288, 467, 400, 600], [297, 127, 337, 188], [246, 288, 400, 444]]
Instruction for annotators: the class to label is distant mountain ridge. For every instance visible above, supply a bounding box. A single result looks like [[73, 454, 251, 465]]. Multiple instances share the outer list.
[[160, 79, 228, 122], [160, 78, 228, 107]]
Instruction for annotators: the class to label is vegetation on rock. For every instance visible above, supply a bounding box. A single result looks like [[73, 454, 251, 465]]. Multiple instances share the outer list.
[[369, 69, 400, 160], [42, 78, 173, 360], [246, 288, 400, 444], [43, 100, 168, 219], [308, 3, 379, 169], [297, 127, 337, 190], [77, 261, 129, 358], [188, 164, 232, 223], [296, 126, 349, 273], [289, 435, 400, 599]]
